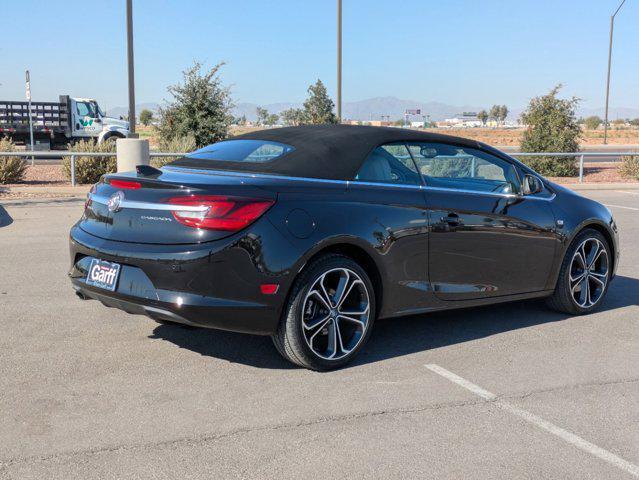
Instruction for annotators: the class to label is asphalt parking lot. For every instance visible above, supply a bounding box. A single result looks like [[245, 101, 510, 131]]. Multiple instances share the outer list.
[[1, 189, 637, 479]]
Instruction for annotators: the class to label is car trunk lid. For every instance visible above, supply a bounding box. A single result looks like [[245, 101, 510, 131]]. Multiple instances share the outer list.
[[80, 169, 276, 245]]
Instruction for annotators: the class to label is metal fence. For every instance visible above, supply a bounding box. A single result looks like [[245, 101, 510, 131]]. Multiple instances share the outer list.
[[0, 150, 637, 186], [0, 151, 184, 186]]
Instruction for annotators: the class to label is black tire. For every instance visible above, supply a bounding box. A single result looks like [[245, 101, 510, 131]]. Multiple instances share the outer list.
[[545, 228, 612, 315], [272, 254, 376, 371], [102, 133, 124, 144]]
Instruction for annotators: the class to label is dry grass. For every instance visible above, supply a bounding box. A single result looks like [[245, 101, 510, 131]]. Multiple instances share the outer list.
[[138, 125, 637, 148], [424, 127, 638, 146]]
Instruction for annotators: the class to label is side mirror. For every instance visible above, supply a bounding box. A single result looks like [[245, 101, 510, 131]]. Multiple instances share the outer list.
[[523, 174, 543, 195]]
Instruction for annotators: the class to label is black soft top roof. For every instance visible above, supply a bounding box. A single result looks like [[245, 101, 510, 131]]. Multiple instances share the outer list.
[[170, 124, 489, 180]]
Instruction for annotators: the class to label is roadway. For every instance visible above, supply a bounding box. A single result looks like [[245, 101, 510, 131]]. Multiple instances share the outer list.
[[0, 190, 637, 479]]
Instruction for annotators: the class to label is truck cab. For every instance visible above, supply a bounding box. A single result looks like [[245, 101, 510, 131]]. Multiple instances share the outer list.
[[70, 98, 130, 144]]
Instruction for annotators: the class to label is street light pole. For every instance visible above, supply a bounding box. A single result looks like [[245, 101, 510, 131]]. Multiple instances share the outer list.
[[603, 0, 626, 145], [126, 0, 137, 136], [337, 0, 342, 123]]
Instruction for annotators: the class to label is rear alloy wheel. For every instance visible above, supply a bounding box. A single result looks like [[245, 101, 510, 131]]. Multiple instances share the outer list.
[[546, 229, 611, 314], [273, 255, 376, 370]]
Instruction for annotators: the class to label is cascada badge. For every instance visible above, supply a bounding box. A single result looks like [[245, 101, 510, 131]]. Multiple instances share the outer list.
[[107, 191, 125, 213], [85, 259, 121, 291]]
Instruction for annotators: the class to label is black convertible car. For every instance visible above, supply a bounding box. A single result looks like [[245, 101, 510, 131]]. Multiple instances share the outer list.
[[69, 125, 619, 370]]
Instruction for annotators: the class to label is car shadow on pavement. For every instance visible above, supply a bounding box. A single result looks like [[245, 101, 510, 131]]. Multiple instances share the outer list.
[[149, 275, 639, 370], [149, 324, 297, 370], [0, 205, 13, 228]]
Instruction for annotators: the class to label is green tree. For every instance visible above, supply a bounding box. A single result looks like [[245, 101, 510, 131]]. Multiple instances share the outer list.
[[477, 110, 488, 126], [489, 105, 501, 124], [256, 107, 278, 126], [498, 105, 509, 124], [139, 109, 154, 126], [281, 108, 307, 126], [232, 114, 247, 126], [584, 116, 602, 130], [256, 107, 269, 126], [629, 118, 639, 127], [157, 61, 233, 148], [303, 79, 338, 124], [520, 85, 580, 177]]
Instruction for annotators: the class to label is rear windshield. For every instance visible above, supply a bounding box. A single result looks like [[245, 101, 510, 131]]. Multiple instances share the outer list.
[[177, 139, 294, 164]]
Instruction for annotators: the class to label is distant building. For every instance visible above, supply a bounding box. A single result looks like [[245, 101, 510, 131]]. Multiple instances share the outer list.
[[345, 119, 392, 127], [442, 114, 483, 128]]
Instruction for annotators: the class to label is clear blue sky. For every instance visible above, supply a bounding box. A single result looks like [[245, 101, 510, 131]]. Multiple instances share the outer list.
[[1, 0, 637, 111]]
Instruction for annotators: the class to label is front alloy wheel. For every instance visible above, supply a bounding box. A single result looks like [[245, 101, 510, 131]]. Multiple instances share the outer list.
[[568, 238, 609, 308], [546, 229, 612, 314], [272, 255, 376, 370]]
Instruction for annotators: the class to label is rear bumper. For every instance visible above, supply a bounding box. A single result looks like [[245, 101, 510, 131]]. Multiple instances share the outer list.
[[68, 223, 292, 335], [71, 279, 277, 333]]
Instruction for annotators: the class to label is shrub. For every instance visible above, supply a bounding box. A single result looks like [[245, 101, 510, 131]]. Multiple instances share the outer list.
[[0, 137, 27, 184], [152, 135, 197, 167], [619, 154, 639, 180], [139, 109, 154, 126], [520, 85, 580, 177], [584, 116, 602, 130], [521, 156, 579, 177], [62, 140, 116, 184]]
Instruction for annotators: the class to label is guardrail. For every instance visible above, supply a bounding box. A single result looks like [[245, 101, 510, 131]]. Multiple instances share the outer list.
[[0, 150, 637, 185], [509, 152, 638, 183], [0, 151, 185, 186]]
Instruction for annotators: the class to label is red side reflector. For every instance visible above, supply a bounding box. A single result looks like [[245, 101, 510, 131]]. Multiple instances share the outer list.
[[260, 284, 279, 295], [110, 179, 141, 190]]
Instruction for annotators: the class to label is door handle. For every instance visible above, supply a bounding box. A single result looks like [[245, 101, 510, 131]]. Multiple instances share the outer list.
[[441, 213, 461, 226]]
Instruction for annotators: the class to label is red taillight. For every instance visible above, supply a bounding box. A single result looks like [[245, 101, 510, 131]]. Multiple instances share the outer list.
[[110, 179, 141, 190], [167, 195, 274, 232]]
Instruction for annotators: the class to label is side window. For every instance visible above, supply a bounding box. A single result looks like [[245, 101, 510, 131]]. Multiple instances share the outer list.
[[355, 143, 420, 186], [76, 102, 92, 117], [407, 143, 520, 194]]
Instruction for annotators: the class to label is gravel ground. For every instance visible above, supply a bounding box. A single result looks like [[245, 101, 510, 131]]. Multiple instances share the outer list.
[[2, 165, 69, 187], [548, 162, 638, 184]]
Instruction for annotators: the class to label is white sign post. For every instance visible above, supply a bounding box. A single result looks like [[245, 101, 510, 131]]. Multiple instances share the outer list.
[[25, 70, 35, 165]]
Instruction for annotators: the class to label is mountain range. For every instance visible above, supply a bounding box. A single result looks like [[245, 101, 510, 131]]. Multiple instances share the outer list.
[[107, 97, 639, 123]]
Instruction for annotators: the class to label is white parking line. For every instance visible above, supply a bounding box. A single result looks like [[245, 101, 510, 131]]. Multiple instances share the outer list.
[[616, 191, 639, 196], [605, 204, 639, 211], [425, 364, 639, 478]]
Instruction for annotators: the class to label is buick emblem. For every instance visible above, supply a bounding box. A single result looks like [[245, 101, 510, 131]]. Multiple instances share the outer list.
[[107, 191, 125, 213]]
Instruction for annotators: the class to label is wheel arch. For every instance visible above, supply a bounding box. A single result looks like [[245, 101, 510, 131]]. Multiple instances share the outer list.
[[98, 130, 126, 144], [290, 241, 384, 316], [571, 220, 617, 274]]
